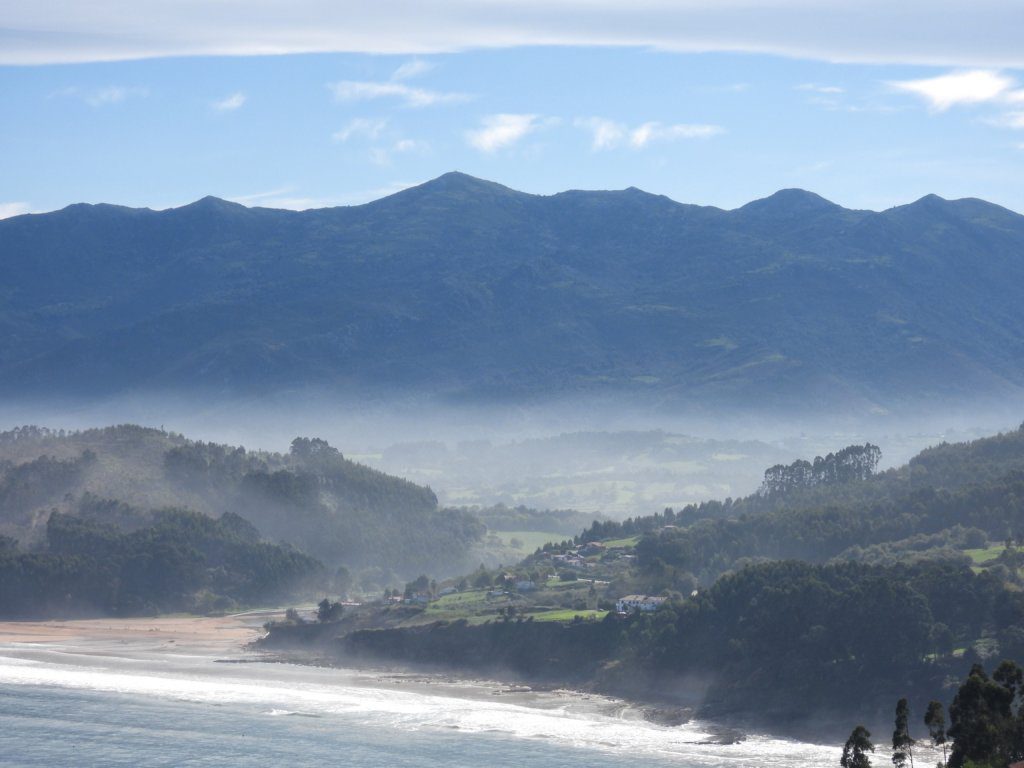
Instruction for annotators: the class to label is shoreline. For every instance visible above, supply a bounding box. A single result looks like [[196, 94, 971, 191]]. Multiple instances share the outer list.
[[0, 612, 270, 653], [0, 614, 847, 765], [0, 614, 741, 742], [254, 643, 770, 745], [255, 622, 867, 745]]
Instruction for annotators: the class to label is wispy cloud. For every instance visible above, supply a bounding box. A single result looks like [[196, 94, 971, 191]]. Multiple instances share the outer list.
[[53, 85, 148, 106], [888, 69, 1022, 111], [797, 83, 845, 94], [630, 122, 722, 146], [392, 59, 434, 80], [227, 181, 415, 210], [328, 80, 467, 107], [992, 112, 1024, 129], [0, 202, 32, 220], [332, 117, 389, 142], [466, 113, 544, 152], [576, 117, 723, 150], [7, 2, 1024, 68], [212, 92, 246, 111], [574, 117, 626, 150]]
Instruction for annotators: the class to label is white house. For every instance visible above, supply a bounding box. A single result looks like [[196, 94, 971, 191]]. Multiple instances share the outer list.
[[616, 595, 667, 614]]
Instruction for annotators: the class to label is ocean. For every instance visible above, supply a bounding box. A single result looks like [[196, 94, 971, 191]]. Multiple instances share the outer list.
[[0, 633, 839, 767]]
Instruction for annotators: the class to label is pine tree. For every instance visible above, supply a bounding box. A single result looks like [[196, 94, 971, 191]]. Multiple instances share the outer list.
[[842, 725, 875, 768], [924, 701, 947, 768], [892, 698, 915, 768]]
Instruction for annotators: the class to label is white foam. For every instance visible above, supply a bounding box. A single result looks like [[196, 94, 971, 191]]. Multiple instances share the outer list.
[[0, 645, 837, 766]]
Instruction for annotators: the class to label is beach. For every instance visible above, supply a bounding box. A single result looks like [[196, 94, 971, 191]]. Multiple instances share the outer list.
[[0, 612, 265, 651], [0, 613, 840, 767]]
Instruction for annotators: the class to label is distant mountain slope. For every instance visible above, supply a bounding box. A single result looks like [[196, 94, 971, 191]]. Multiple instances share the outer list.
[[3, 172, 1024, 410]]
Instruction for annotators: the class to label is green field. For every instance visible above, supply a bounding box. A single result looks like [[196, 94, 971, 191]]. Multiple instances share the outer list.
[[524, 609, 609, 623], [602, 535, 640, 549], [490, 530, 566, 553], [423, 589, 508, 618], [964, 545, 1004, 566]]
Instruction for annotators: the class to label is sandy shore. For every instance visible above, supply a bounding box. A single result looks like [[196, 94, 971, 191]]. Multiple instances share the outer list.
[[0, 611, 277, 653]]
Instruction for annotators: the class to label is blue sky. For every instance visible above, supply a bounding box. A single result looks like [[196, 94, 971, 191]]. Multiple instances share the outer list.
[[2, 1, 1024, 217]]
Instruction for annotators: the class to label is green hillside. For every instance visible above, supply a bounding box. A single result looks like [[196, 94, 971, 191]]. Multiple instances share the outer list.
[[0, 425, 484, 578]]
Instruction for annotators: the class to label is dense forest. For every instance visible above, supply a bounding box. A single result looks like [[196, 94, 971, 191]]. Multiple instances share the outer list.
[[0, 425, 484, 577], [0, 508, 324, 617], [444, 503, 600, 536], [573, 428, 1024, 582]]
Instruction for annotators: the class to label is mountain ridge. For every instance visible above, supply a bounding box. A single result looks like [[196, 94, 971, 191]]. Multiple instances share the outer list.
[[2, 172, 1023, 411], [16, 173, 1019, 219]]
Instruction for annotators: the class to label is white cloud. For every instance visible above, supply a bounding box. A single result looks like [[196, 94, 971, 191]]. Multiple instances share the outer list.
[[0, 202, 32, 219], [392, 59, 434, 80], [332, 117, 389, 142], [576, 117, 722, 150], [888, 69, 1017, 111], [5, 2, 1024, 67], [328, 80, 467, 107], [574, 117, 627, 150], [797, 83, 845, 94], [466, 113, 542, 152], [227, 181, 416, 210], [54, 85, 148, 106], [212, 91, 246, 111], [629, 121, 723, 147]]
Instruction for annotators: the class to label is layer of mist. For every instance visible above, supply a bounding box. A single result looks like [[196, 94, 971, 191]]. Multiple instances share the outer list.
[[1, 390, 1020, 518]]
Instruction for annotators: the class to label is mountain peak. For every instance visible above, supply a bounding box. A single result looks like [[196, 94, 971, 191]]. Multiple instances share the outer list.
[[414, 171, 517, 195], [179, 195, 246, 212], [740, 188, 839, 213], [884, 193, 1023, 225], [372, 172, 525, 210]]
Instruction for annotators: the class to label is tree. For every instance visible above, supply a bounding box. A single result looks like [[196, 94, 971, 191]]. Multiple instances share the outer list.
[[948, 664, 1014, 768], [842, 725, 874, 768], [993, 659, 1024, 703], [317, 598, 343, 622], [924, 701, 947, 768], [892, 698, 915, 768]]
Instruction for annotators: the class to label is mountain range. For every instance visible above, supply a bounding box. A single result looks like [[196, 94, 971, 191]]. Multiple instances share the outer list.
[[2, 172, 1024, 412]]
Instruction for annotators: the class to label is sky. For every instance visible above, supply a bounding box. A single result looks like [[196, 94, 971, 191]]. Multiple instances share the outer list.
[[2, 0, 1024, 218]]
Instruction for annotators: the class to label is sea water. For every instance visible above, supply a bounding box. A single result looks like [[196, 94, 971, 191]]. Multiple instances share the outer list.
[[0, 640, 839, 767]]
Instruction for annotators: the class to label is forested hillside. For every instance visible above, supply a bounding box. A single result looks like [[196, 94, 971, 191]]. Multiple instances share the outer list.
[[0, 425, 484, 577], [573, 426, 1024, 581], [0, 509, 324, 618], [294, 423, 1024, 733], [3, 173, 1024, 410]]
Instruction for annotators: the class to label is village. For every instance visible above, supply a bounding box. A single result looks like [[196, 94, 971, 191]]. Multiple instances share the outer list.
[[308, 533, 682, 629]]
